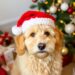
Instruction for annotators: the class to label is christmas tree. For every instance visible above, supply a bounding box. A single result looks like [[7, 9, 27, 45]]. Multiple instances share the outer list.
[[30, 0, 75, 55]]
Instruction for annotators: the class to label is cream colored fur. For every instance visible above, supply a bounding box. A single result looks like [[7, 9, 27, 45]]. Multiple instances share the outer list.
[[11, 52, 62, 75], [11, 24, 63, 75]]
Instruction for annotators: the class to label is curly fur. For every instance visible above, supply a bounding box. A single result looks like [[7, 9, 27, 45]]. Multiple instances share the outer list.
[[11, 24, 63, 75]]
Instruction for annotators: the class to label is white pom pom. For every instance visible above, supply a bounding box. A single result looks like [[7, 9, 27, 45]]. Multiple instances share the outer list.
[[65, 24, 75, 34], [60, 2, 69, 11], [12, 26, 22, 35]]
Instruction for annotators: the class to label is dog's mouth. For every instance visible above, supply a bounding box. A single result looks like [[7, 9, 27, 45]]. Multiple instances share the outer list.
[[34, 51, 49, 59]]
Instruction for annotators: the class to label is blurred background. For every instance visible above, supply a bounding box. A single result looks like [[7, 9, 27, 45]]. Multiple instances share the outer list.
[[0, 0, 32, 33]]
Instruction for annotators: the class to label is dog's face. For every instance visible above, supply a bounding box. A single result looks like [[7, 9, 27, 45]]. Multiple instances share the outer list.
[[22, 24, 63, 58]]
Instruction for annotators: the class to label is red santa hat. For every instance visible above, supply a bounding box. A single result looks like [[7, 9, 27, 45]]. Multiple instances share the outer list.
[[12, 10, 56, 35]]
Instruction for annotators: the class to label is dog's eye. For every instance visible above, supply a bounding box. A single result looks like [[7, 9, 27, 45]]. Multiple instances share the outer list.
[[44, 31, 50, 36], [30, 32, 35, 37]]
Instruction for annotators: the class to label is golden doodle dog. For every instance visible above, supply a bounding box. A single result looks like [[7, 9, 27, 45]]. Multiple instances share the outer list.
[[11, 11, 63, 75]]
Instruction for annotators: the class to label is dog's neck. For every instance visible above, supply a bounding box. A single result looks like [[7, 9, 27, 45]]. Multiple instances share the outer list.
[[16, 52, 62, 75]]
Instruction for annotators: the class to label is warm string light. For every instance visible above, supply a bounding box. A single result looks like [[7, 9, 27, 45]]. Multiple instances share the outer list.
[[57, 0, 62, 4], [46, 9, 50, 13], [73, 32, 75, 36], [60, 20, 65, 24], [44, 1, 48, 4]]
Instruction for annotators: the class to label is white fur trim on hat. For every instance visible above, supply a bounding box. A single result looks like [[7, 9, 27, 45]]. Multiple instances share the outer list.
[[22, 18, 55, 33], [12, 26, 22, 35]]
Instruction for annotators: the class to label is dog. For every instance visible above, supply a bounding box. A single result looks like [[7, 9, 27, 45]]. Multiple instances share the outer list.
[[11, 24, 63, 75]]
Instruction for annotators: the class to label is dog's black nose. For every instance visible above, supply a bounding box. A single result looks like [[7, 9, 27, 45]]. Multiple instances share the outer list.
[[38, 43, 46, 50]]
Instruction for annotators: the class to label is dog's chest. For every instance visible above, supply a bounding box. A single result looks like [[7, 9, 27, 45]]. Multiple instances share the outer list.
[[17, 54, 52, 75], [16, 53, 62, 75]]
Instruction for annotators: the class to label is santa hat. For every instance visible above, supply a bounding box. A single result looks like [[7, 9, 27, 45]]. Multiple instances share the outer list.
[[12, 10, 56, 35]]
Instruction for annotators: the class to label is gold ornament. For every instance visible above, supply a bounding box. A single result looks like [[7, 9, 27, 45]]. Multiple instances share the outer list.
[[44, 1, 48, 4], [57, 0, 62, 4], [60, 20, 64, 24], [73, 32, 75, 36], [46, 9, 50, 13], [62, 47, 68, 55], [73, 2, 75, 7]]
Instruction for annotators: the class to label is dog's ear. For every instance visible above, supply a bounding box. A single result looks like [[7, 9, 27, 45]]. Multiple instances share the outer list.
[[14, 34, 25, 55], [55, 28, 63, 52]]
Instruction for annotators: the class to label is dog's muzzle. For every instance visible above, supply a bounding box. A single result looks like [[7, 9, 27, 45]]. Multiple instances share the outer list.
[[34, 43, 49, 59]]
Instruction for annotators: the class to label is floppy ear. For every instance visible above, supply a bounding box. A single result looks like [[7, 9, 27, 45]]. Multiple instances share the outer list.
[[55, 28, 64, 52], [14, 34, 25, 55]]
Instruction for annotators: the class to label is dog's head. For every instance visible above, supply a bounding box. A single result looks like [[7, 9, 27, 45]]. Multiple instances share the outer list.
[[12, 11, 63, 59], [14, 24, 63, 59]]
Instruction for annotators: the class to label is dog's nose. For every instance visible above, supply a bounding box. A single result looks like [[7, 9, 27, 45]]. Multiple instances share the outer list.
[[38, 43, 46, 50]]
